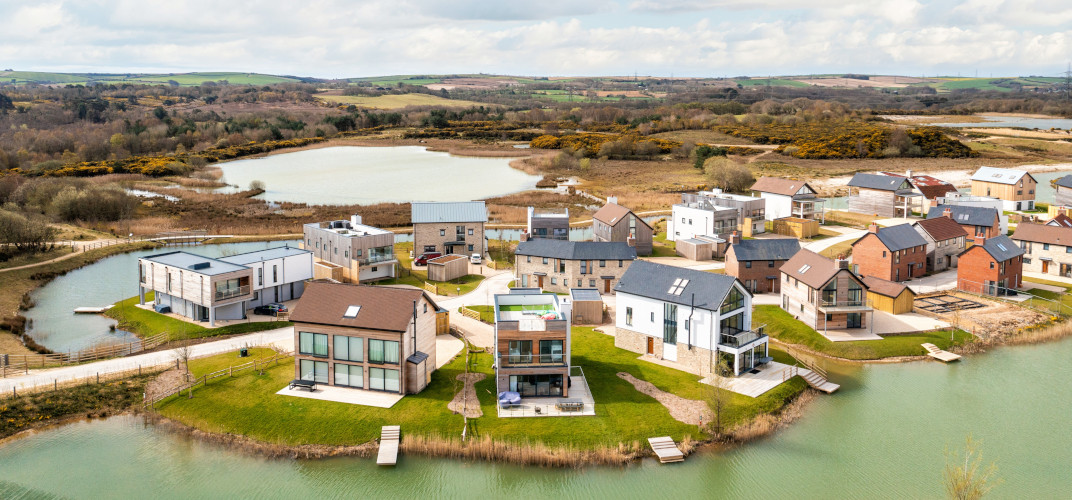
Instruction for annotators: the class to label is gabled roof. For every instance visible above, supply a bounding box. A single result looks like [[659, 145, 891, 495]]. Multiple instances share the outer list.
[[780, 249, 855, 290], [1045, 213, 1072, 228], [855, 224, 927, 252], [847, 173, 911, 192], [411, 201, 488, 224], [614, 260, 742, 312], [515, 239, 637, 260], [1011, 222, 1072, 246], [592, 202, 650, 229], [861, 276, 911, 299], [970, 166, 1034, 185], [966, 235, 1024, 262], [878, 172, 958, 200], [913, 216, 968, 242], [728, 238, 801, 262], [1055, 174, 1072, 190], [927, 205, 998, 227], [290, 282, 437, 332], [750, 177, 816, 196]]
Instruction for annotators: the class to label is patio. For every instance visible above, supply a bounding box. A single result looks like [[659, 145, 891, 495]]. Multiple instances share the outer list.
[[133, 298, 299, 328], [276, 384, 404, 408], [700, 361, 797, 398], [497, 373, 596, 417]]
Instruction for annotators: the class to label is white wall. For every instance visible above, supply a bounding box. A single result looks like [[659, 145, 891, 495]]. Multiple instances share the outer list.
[[245, 253, 314, 292], [669, 205, 715, 241], [615, 285, 752, 352], [760, 193, 792, 220], [359, 263, 395, 281]]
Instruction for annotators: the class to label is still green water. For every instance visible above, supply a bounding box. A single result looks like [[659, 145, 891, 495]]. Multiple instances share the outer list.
[[1, 340, 1070, 498]]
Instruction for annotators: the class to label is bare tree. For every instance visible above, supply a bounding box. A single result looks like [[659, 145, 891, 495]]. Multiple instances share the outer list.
[[172, 330, 193, 386], [944, 435, 1001, 499], [707, 356, 732, 438]]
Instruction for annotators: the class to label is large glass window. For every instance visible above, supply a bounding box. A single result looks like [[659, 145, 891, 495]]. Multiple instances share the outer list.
[[509, 374, 563, 397], [721, 312, 745, 335], [663, 303, 678, 344], [539, 340, 563, 363], [299, 332, 329, 357], [334, 363, 363, 388], [299, 359, 328, 383], [626, 307, 633, 326], [334, 335, 363, 362], [369, 339, 400, 364], [721, 287, 745, 314], [508, 340, 532, 364], [848, 281, 863, 306], [369, 367, 400, 392], [822, 280, 837, 305]]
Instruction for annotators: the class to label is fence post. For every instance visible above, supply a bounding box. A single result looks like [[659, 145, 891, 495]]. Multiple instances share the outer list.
[[97, 372, 99, 384], [54, 379, 57, 391]]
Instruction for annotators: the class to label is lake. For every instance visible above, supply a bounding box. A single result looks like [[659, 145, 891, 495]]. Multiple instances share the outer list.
[[932, 115, 1072, 130], [1, 337, 1070, 498], [216, 146, 541, 205]]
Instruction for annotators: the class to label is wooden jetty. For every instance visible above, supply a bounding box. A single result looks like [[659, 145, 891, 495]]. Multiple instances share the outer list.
[[922, 343, 961, 363], [73, 306, 112, 314], [647, 436, 684, 464], [377, 425, 401, 466]]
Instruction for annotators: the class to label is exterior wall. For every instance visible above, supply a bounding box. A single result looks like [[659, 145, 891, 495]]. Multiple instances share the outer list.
[[940, 197, 1009, 233], [913, 227, 965, 272], [771, 218, 819, 238], [674, 239, 713, 261], [669, 206, 740, 242], [1016, 240, 1072, 277], [571, 300, 603, 325], [971, 178, 1037, 205], [851, 233, 927, 282], [302, 225, 397, 283], [759, 193, 792, 220], [868, 291, 915, 314], [725, 247, 785, 294], [515, 254, 632, 294], [528, 215, 570, 240], [1055, 186, 1072, 208], [413, 222, 486, 256], [780, 269, 869, 330], [847, 189, 898, 217], [957, 248, 1024, 294], [427, 256, 468, 282], [593, 213, 652, 255]]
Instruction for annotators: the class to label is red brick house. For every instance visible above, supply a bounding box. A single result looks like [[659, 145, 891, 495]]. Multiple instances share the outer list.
[[850, 223, 928, 282], [724, 233, 801, 294], [957, 235, 1024, 296]]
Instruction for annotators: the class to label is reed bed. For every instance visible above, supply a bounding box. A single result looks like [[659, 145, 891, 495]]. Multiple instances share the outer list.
[[399, 434, 643, 467]]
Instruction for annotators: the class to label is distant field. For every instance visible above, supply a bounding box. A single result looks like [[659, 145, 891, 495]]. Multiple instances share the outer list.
[[734, 78, 810, 88], [0, 70, 300, 86], [350, 76, 444, 87], [315, 92, 486, 109]]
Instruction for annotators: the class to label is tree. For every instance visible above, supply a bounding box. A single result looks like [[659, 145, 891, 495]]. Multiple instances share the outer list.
[[944, 435, 1001, 499], [706, 355, 732, 438], [692, 144, 726, 169], [704, 157, 755, 193], [172, 331, 193, 385], [152, 106, 168, 121]]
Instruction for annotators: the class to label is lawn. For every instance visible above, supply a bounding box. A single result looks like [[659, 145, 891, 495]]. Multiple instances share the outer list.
[[463, 305, 495, 323], [754, 305, 973, 360], [314, 93, 485, 110], [819, 240, 854, 259], [0, 246, 74, 270], [106, 293, 290, 340], [377, 242, 487, 296], [157, 327, 807, 449], [1022, 277, 1072, 317]]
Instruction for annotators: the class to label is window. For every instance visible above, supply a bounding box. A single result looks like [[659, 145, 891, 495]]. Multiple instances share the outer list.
[[822, 280, 836, 305], [333, 335, 363, 362], [334, 247, 337, 255], [440, 229, 445, 236], [508, 340, 532, 364], [768, 261, 775, 267], [468, 229, 474, 235], [539, 340, 563, 363], [990, 262, 995, 269], [334, 363, 363, 388], [557, 259, 565, 273], [589, 279, 595, 287], [626, 307, 633, 326], [344, 249, 349, 259], [542, 257, 548, 265], [457, 225, 465, 240], [299, 332, 329, 357], [663, 303, 678, 344], [299, 360, 328, 383], [651, 312, 655, 322], [688, 219, 693, 225], [600, 260, 606, 267], [423, 303, 428, 314], [256, 268, 263, 286], [272, 265, 278, 282], [356, 249, 363, 257], [468, 244, 474, 252], [618, 260, 623, 267], [527, 256, 531, 263], [371, 267, 377, 272], [721, 287, 745, 314], [368, 339, 400, 364], [166, 273, 172, 292], [882, 251, 887, 258], [581, 260, 588, 274], [848, 281, 863, 305], [551, 277, 557, 285], [577, 279, 583, 287], [369, 367, 400, 392], [745, 261, 752, 269], [1066, 246, 1072, 254], [1044, 244, 1050, 251]]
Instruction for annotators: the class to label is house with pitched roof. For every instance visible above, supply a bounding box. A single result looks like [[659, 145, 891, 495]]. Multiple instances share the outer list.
[[879, 171, 958, 206], [591, 199, 652, 256], [935, 192, 1009, 234], [780, 250, 873, 332], [514, 239, 637, 294], [1011, 223, 1072, 278], [411, 201, 487, 257], [614, 261, 767, 377], [749, 177, 826, 222], [970, 166, 1037, 211], [926, 204, 1001, 239], [850, 223, 928, 282], [957, 235, 1024, 295], [1054, 175, 1072, 208], [1045, 212, 1072, 228], [846, 173, 921, 217], [913, 211, 968, 272], [724, 233, 801, 294]]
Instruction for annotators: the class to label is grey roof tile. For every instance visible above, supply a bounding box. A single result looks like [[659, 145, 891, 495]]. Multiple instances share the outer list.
[[847, 173, 911, 191], [729, 238, 801, 261], [614, 260, 742, 312], [515, 240, 637, 260], [927, 205, 998, 227], [411, 201, 488, 224]]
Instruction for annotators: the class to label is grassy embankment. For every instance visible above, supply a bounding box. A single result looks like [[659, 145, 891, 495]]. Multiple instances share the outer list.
[[0, 247, 74, 270], [156, 327, 807, 452], [377, 242, 487, 296], [1022, 277, 1072, 317], [0, 374, 154, 439], [105, 293, 290, 341], [462, 305, 496, 323], [754, 305, 972, 360]]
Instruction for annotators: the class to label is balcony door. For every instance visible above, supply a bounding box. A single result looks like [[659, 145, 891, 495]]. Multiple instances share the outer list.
[[662, 303, 678, 361]]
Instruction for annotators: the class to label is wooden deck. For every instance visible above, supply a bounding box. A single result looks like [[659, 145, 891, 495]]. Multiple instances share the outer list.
[[648, 436, 684, 464], [922, 343, 962, 363], [376, 425, 400, 466], [73, 306, 112, 314]]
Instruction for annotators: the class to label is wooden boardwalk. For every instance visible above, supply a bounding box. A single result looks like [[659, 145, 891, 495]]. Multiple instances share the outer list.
[[647, 436, 684, 464], [377, 426, 401, 466], [800, 368, 840, 393], [922, 343, 961, 363]]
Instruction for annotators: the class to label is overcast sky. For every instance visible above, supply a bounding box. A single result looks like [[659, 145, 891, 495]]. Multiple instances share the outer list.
[[2, 0, 1069, 78]]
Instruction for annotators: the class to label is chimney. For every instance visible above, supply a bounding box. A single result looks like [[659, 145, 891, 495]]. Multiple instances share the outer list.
[[868, 223, 879, 234], [905, 169, 913, 178], [519, 231, 530, 242], [974, 235, 986, 246], [835, 256, 849, 269], [626, 235, 637, 248], [350, 214, 362, 227], [729, 231, 741, 245], [943, 207, 952, 219], [1059, 207, 1068, 216], [930, 199, 940, 207], [607, 196, 618, 205]]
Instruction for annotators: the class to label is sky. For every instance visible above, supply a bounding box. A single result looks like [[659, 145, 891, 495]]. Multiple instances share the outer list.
[[1, 0, 1069, 79]]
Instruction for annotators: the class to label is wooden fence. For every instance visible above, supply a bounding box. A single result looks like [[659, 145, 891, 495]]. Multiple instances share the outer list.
[[1, 332, 170, 376], [1, 364, 160, 400], [144, 351, 292, 409]]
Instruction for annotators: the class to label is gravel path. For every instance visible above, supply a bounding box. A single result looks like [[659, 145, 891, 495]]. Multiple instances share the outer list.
[[448, 373, 486, 418], [617, 372, 711, 427]]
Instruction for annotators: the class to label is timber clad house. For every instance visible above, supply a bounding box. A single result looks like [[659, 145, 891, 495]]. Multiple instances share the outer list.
[[846, 173, 921, 218], [591, 200, 653, 256], [1055, 175, 1072, 207], [912, 213, 968, 272], [926, 205, 1001, 239], [749, 177, 825, 222], [970, 166, 1037, 211], [514, 239, 636, 294], [526, 207, 569, 240], [724, 233, 801, 294], [957, 235, 1024, 296], [411, 201, 487, 256], [879, 171, 958, 206], [614, 261, 769, 377], [781, 250, 873, 332], [850, 224, 928, 282], [138, 246, 313, 326], [290, 282, 439, 395], [493, 290, 573, 399], [302, 215, 397, 283], [1011, 223, 1072, 278]]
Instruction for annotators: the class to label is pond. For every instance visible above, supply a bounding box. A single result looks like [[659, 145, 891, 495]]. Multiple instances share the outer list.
[[932, 115, 1072, 130], [1, 338, 1070, 498], [24, 240, 298, 353], [216, 146, 541, 205]]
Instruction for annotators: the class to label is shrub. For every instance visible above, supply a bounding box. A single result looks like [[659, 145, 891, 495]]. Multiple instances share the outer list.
[[704, 158, 755, 193]]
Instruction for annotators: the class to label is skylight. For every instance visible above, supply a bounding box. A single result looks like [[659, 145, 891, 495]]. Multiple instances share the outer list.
[[959, 214, 969, 221], [996, 243, 1007, 251], [667, 278, 689, 295], [343, 305, 361, 318], [799, 264, 811, 274]]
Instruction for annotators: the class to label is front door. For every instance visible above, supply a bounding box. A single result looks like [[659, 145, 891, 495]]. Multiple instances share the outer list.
[[1042, 260, 1050, 273], [537, 275, 544, 288], [604, 279, 611, 293], [768, 277, 777, 292], [646, 337, 654, 355]]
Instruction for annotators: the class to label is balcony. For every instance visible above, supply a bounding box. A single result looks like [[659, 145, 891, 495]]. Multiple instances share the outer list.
[[719, 326, 767, 348], [498, 353, 567, 368], [215, 285, 250, 301], [817, 299, 873, 313]]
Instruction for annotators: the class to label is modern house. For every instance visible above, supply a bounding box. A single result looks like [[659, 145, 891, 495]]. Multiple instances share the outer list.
[[1045, 212, 1072, 228], [526, 207, 570, 241], [750, 177, 825, 222], [493, 290, 573, 399], [138, 246, 313, 326], [724, 233, 801, 294], [861, 276, 916, 315], [1054, 175, 1072, 207], [878, 171, 958, 206], [614, 261, 768, 377], [591, 199, 652, 256], [781, 250, 873, 332], [846, 173, 921, 218], [302, 215, 397, 283], [957, 235, 1024, 296], [411, 201, 487, 256], [514, 239, 636, 294], [850, 224, 928, 282], [912, 212, 968, 272], [670, 189, 766, 239], [934, 192, 1009, 234], [926, 205, 1001, 239], [290, 282, 439, 395], [970, 166, 1037, 211], [1011, 223, 1072, 277]]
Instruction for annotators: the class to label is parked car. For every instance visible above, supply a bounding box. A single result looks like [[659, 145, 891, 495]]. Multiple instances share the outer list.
[[254, 303, 288, 316], [414, 252, 442, 266], [470, 253, 482, 264]]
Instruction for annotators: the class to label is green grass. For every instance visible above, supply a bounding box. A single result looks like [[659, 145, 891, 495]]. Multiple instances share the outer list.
[[754, 305, 972, 360], [1022, 277, 1072, 317], [377, 242, 487, 296], [0, 246, 74, 270], [187, 347, 281, 378], [463, 305, 496, 323], [314, 93, 486, 109], [105, 293, 291, 340], [157, 327, 807, 449], [734, 78, 810, 88]]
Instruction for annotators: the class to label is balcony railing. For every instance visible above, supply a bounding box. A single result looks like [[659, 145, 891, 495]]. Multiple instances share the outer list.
[[214, 285, 250, 301], [719, 325, 766, 348], [817, 298, 872, 312], [499, 353, 566, 367]]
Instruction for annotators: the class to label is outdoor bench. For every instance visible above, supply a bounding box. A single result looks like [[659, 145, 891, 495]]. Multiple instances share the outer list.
[[289, 379, 317, 391], [555, 399, 584, 412]]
